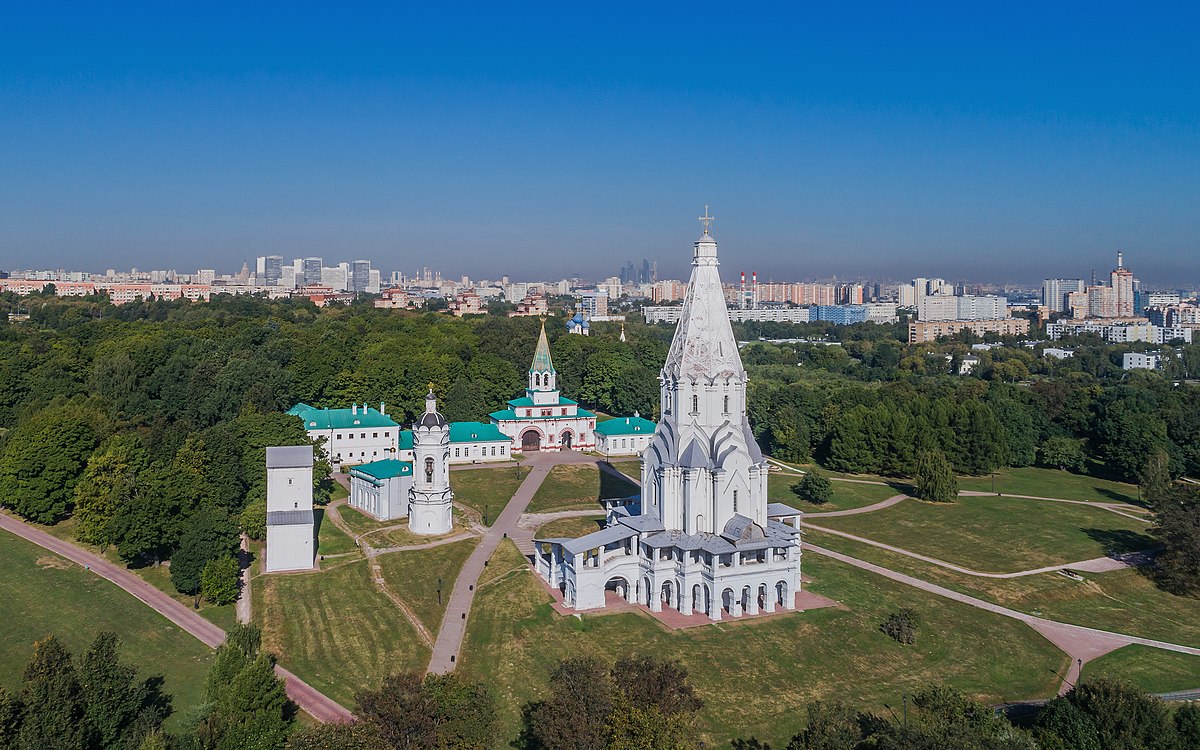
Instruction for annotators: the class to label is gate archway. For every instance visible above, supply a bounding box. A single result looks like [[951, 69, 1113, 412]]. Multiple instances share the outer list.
[[521, 429, 542, 452]]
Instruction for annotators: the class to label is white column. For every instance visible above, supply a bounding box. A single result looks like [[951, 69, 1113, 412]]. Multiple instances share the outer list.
[[762, 581, 776, 613], [746, 587, 759, 615]]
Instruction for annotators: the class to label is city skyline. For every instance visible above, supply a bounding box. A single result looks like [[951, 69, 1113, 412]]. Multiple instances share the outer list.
[[1, 6, 1198, 284]]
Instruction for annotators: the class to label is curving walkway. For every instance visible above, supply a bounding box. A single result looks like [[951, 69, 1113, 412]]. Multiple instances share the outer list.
[[0, 513, 353, 723], [804, 494, 908, 518]]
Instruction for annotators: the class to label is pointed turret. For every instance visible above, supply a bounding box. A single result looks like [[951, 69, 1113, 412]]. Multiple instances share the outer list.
[[527, 321, 559, 397], [530, 321, 554, 373], [661, 227, 744, 382]]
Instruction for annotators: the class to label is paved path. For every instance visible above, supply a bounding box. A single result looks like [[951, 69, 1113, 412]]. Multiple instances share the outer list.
[[804, 494, 909, 518], [236, 533, 252, 624], [806, 522, 1152, 579], [959, 490, 1151, 523], [512, 508, 607, 556], [0, 513, 354, 723], [426, 451, 578, 674]]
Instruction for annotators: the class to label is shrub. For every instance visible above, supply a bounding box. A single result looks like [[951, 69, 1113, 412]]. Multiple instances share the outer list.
[[792, 471, 834, 505], [881, 608, 920, 645]]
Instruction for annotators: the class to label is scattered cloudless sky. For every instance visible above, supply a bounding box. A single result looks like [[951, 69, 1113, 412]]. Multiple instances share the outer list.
[[1, 3, 1198, 285]]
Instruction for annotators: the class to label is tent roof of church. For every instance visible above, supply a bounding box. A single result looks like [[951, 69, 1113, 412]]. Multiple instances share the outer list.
[[529, 321, 555, 372], [349, 458, 412, 480], [595, 415, 656, 436], [507, 396, 578, 407], [662, 232, 745, 381], [490, 407, 595, 421], [448, 422, 509, 442], [288, 402, 400, 430]]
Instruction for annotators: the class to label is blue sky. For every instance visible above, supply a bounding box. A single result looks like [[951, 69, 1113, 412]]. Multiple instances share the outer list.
[[1, 3, 1197, 285]]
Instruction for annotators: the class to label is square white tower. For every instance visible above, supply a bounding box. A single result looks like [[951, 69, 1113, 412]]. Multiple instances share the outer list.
[[265, 445, 316, 572]]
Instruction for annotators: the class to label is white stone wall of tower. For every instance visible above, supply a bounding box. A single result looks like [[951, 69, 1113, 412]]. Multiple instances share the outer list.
[[409, 398, 453, 536]]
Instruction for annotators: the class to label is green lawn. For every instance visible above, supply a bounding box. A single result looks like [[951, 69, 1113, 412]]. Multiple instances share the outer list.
[[376, 538, 480, 633], [460, 541, 1065, 748], [315, 508, 359, 556], [452, 465, 531, 525], [534, 515, 606, 539], [254, 558, 429, 707], [0, 531, 214, 732], [768, 473, 903, 512], [956, 467, 1141, 507], [813, 495, 1152, 572], [607, 459, 642, 481], [526, 463, 639, 513], [804, 529, 1200, 649], [335, 504, 398, 537], [1081, 645, 1200, 694]]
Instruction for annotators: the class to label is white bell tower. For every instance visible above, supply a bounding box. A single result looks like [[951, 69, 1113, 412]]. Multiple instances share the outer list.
[[409, 387, 453, 535]]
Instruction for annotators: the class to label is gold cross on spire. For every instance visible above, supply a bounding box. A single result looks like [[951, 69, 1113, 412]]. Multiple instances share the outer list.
[[698, 204, 715, 235]]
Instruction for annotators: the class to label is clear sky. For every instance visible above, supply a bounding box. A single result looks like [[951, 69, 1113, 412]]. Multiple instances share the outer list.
[[1, 3, 1197, 285]]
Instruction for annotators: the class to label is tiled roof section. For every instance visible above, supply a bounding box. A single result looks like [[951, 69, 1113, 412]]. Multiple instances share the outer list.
[[595, 416, 657, 436], [288, 403, 400, 431], [530, 321, 555, 373], [399, 430, 414, 450], [490, 408, 596, 421], [766, 502, 804, 518], [448, 421, 509, 442], [267, 509, 315, 526], [560, 525, 637, 556], [349, 458, 413, 480], [265, 445, 314, 469]]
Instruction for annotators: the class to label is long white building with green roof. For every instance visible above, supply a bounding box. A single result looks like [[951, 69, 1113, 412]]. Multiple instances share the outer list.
[[594, 413, 657, 457], [287, 402, 401, 468], [489, 321, 597, 452]]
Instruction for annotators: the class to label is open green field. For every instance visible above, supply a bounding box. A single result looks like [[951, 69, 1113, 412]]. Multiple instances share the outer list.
[[527, 463, 639, 513], [333, 503, 395, 537], [956, 466, 1141, 506], [0, 531, 214, 732], [607, 459, 642, 480], [315, 508, 359, 556], [805, 528, 1200, 649], [452, 465, 530, 525], [814, 495, 1151, 572], [460, 541, 1065, 747], [376, 538, 480, 633], [534, 515, 606, 539], [1081, 645, 1200, 694], [254, 558, 429, 707], [768, 473, 902, 512]]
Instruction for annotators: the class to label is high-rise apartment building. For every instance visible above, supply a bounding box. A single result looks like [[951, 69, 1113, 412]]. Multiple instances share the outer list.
[[1042, 278, 1086, 313], [1110, 251, 1135, 318], [350, 260, 371, 293], [302, 257, 323, 286]]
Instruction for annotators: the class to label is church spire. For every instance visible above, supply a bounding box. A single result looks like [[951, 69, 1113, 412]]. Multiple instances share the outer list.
[[530, 320, 555, 373]]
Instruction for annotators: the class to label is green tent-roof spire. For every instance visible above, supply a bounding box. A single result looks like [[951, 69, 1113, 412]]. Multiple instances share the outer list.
[[530, 320, 555, 373]]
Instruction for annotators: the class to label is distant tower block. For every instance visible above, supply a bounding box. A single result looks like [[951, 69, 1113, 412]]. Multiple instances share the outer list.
[[264, 445, 316, 572], [409, 388, 454, 535]]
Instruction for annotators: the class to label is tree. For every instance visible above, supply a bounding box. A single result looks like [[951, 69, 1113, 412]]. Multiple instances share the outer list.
[[0, 688, 23, 750], [73, 434, 147, 546], [355, 671, 496, 750], [211, 654, 293, 750], [913, 449, 957, 503], [286, 723, 388, 750], [1150, 483, 1200, 597], [785, 700, 863, 750], [78, 632, 163, 750], [527, 657, 613, 750], [17, 636, 89, 750], [1139, 449, 1173, 506], [202, 556, 242, 605], [880, 608, 921, 645], [1039, 436, 1087, 472], [1058, 678, 1180, 750], [793, 472, 833, 505], [610, 656, 703, 723], [171, 506, 239, 598], [0, 404, 102, 523]]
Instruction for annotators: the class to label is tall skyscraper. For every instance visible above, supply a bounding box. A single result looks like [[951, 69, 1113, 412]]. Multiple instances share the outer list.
[[350, 260, 371, 293], [1110, 251, 1136, 318], [258, 255, 283, 286], [1042, 278, 1086, 313], [302, 257, 323, 286]]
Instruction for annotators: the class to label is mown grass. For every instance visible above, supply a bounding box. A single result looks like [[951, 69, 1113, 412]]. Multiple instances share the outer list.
[[956, 466, 1141, 507], [1081, 645, 1200, 693], [376, 538, 480, 634], [254, 558, 429, 707], [0, 531, 214, 732], [527, 463, 639, 513], [460, 541, 1065, 748], [315, 507, 359, 556], [452, 465, 530, 525], [607, 459, 642, 481], [813, 495, 1151, 572], [767, 473, 903, 512], [534, 515, 606, 539]]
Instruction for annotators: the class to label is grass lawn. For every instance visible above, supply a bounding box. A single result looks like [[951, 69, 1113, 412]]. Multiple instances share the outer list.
[[527, 463, 639, 513], [0, 531, 214, 732], [956, 467, 1141, 507], [1081, 645, 1200, 694], [315, 508, 359, 556], [804, 529, 1200, 649], [452, 465, 531, 525], [376, 538, 480, 633], [254, 558, 429, 707], [534, 515, 606, 539], [460, 541, 1065, 748], [813, 495, 1152, 572], [768, 473, 902, 512], [607, 459, 642, 481]]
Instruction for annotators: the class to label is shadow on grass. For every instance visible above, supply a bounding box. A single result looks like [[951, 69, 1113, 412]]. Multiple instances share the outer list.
[[1082, 527, 1156, 558], [599, 463, 639, 500], [1095, 486, 1146, 508]]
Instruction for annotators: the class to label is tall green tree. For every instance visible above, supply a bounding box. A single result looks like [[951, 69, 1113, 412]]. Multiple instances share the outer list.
[[913, 449, 958, 503], [171, 506, 239, 598], [1151, 484, 1200, 597], [0, 404, 102, 523], [17, 636, 89, 750], [73, 434, 147, 546], [78, 632, 163, 750]]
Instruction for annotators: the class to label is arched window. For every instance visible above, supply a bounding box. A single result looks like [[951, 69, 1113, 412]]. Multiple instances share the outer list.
[[733, 490, 739, 512], [691, 394, 699, 413], [723, 395, 729, 413], [424, 457, 434, 483]]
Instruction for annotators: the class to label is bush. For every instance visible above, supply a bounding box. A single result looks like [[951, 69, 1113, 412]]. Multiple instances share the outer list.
[[792, 471, 834, 505], [881, 608, 920, 645], [201, 556, 241, 606]]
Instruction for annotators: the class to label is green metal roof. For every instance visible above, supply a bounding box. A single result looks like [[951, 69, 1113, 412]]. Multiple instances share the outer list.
[[530, 321, 555, 373], [349, 458, 412, 480], [506, 396, 578, 408], [398, 430, 414, 450], [448, 421, 509, 442], [594, 416, 657, 436], [490, 408, 595, 421], [288, 403, 399, 430]]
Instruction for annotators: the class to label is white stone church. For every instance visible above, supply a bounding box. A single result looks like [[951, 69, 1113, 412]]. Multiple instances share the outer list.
[[533, 216, 803, 619]]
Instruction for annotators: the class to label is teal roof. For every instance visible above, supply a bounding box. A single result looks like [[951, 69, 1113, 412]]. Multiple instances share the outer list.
[[289, 403, 399, 430], [449, 421, 509, 442], [595, 416, 657, 436], [507, 396, 578, 408], [398, 430, 414, 450], [350, 459, 412, 480], [530, 321, 555, 373], [490, 408, 595, 421]]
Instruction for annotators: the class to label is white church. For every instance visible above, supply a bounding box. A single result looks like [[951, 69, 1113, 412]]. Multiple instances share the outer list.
[[533, 214, 803, 619]]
